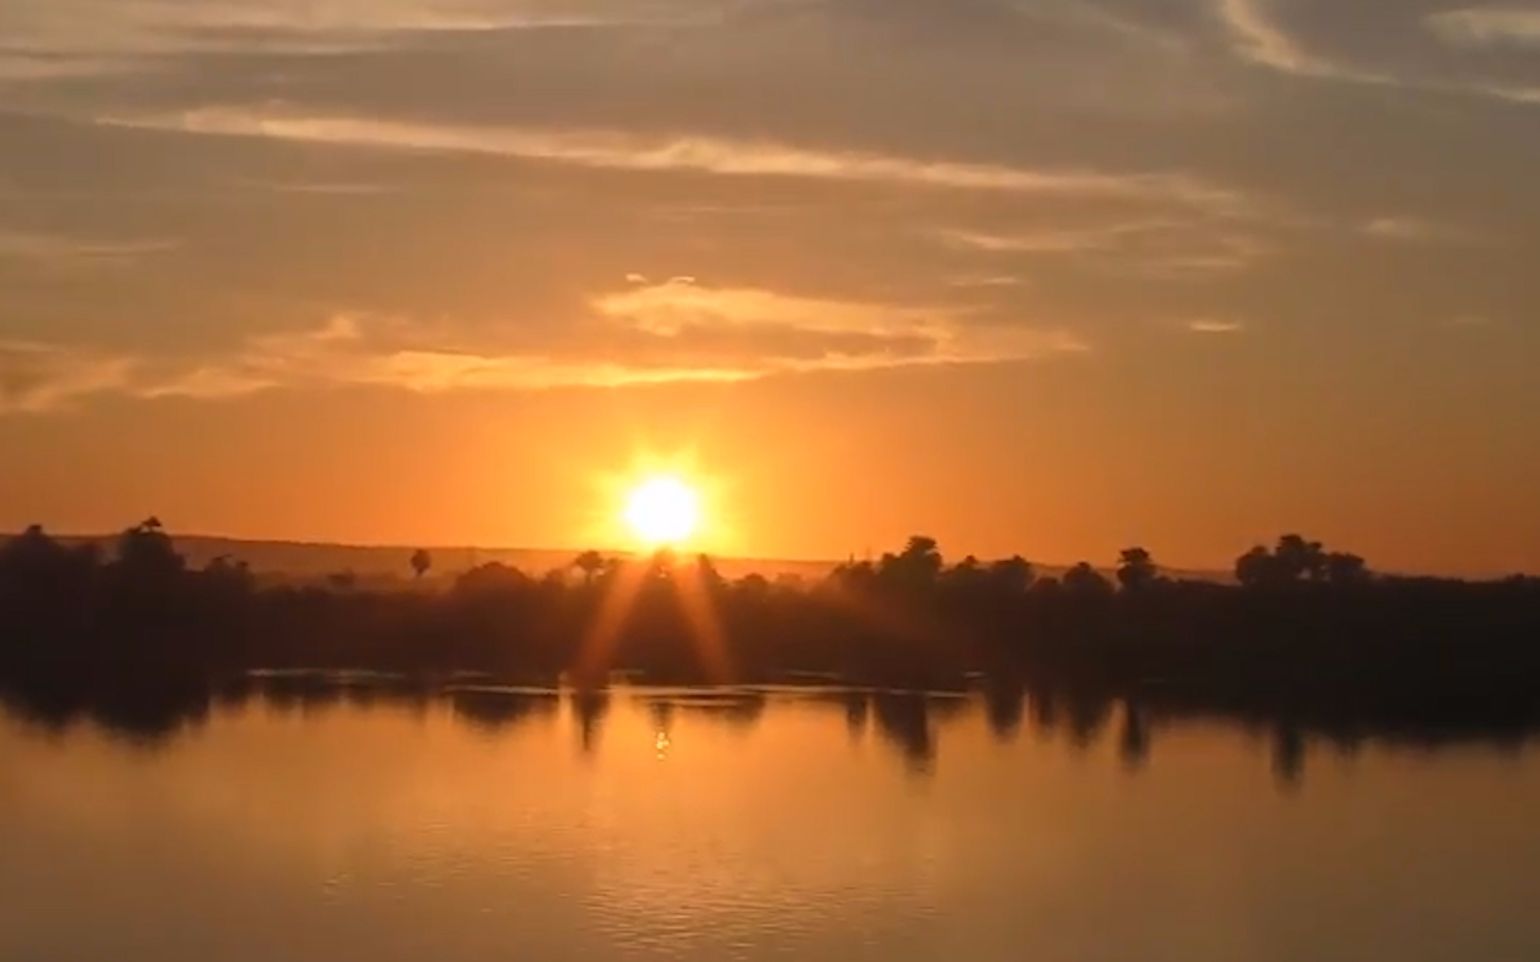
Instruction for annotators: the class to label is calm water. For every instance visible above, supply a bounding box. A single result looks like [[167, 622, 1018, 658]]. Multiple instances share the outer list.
[[2, 684, 1538, 961]]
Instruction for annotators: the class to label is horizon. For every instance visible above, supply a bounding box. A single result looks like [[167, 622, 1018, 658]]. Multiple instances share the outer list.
[[5, 522, 1528, 581]]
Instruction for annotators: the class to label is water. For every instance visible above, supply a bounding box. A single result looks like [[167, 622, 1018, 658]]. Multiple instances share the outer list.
[[2, 684, 1538, 961]]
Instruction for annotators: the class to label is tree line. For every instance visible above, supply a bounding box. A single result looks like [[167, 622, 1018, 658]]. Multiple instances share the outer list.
[[2, 520, 1538, 743]]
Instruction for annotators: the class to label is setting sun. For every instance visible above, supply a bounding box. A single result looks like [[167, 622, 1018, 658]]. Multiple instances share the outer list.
[[622, 475, 702, 547]]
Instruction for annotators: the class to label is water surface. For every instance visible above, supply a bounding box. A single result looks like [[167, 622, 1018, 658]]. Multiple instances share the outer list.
[[2, 684, 1537, 961]]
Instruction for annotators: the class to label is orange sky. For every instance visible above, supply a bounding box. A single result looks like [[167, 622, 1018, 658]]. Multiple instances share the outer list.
[[1, 0, 1538, 575]]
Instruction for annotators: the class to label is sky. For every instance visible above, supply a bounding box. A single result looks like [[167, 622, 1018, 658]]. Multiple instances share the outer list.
[[1, 0, 1537, 574]]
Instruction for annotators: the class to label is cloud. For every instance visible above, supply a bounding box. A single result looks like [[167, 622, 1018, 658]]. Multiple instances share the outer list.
[[103, 108, 1248, 213], [1427, 8, 1540, 49], [0, 340, 136, 413], [1214, 0, 1540, 105], [233, 178, 399, 196], [98, 313, 763, 402], [1359, 216, 1481, 245], [592, 278, 1086, 368], [3, 284, 1086, 413], [1214, 0, 1391, 83], [947, 274, 1027, 289], [1445, 313, 1498, 328], [939, 219, 1266, 276], [938, 221, 1179, 254], [0, 0, 695, 59], [0, 52, 143, 80], [0, 229, 179, 262], [592, 279, 936, 338], [1186, 318, 1245, 334]]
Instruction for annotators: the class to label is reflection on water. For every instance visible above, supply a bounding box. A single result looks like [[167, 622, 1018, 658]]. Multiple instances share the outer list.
[[4, 670, 1540, 787], [3, 680, 1540, 961]]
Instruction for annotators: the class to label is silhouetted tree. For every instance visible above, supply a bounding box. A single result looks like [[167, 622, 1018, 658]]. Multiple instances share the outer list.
[[204, 555, 254, 592], [410, 549, 432, 580], [1325, 551, 1370, 585], [902, 536, 942, 576], [1235, 545, 1277, 587], [988, 556, 1034, 593], [941, 555, 985, 593], [695, 554, 726, 592], [1275, 534, 1326, 582], [453, 562, 527, 595], [1237, 535, 1354, 589], [878, 535, 943, 590], [1063, 562, 1113, 600], [1116, 547, 1158, 593], [0, 524, 97, 606], [117, 517, 183, 580], [573, 550, 605, 585], [1, 524, 66, 569]]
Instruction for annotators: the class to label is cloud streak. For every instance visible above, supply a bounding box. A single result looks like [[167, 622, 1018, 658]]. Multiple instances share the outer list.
[[3, 282, 1086, 413], [103, 108, 1249, 213], [0, 341, 136, 414], [0, 0, 696, 59], [0, 226, 180, 262], [592, 278, 1086, 368], [1427, 8, 1540, 49], [1215, 0, 1540, 105], [1215, 0, 1393, 84], [1186, 318, 1245, 334], [1217, 0, 1380, 82], [938, 219, 1267, 276]]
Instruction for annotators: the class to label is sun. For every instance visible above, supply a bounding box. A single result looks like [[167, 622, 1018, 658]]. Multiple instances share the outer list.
[[622, 475, 702, 547]]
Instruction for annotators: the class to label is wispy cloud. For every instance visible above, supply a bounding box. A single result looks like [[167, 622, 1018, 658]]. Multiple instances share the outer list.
[[0, 340, 135, 413], [4, 283, 1087, 413], [0, 0, 695, 59], [592, 279, 938, 338], [592, 278, 1086, 368], [1215, 0, 1540, 105], [103, 108, 1248, 213], [1186, 318, 1245, 334], [0, 229, 179, 262], [1427, 8, 1540, 49], [81, 313, 764, 405], [939, 220, 1266, 276], [0, 51, 143, 80], [1215, 0, 1390, 83], [938, 220, 1180, 254], [1359, 216, 1483, 245], [947, 274, 1028, 289], [1445, 313, 1499, 328]]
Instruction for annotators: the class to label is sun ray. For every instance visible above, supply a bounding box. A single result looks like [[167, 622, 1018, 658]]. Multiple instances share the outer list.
[[571, 560, 648, 688], [673, 557, 733, 684]]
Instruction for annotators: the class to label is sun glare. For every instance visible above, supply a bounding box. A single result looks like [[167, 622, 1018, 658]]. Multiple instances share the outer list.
[[623, 475, 702, 547]]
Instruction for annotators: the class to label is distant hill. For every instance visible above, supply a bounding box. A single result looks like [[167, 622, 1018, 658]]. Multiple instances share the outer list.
[[3, 531, 1231, 586], [15, 534, 842, 586]]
